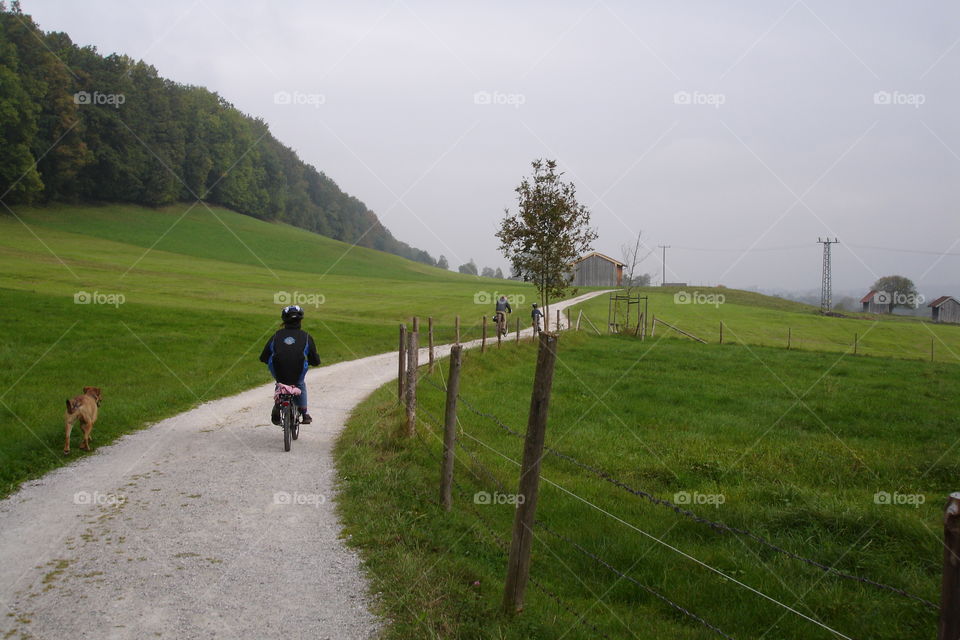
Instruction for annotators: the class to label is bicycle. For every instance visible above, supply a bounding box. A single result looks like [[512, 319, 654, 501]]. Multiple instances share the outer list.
[[274, 383, 302, 452], [494, 311, 509, 338]]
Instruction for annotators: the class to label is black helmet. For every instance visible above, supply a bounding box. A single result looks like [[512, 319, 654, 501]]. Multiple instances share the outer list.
[[282, 305, 304, 323], [532, 303, 538, 308]]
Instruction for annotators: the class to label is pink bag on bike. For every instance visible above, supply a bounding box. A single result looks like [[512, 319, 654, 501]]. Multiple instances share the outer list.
[[273, 383, 302, 403]]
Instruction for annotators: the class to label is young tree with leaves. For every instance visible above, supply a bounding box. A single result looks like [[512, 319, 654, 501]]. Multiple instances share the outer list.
[[496, 159, 597, 330]]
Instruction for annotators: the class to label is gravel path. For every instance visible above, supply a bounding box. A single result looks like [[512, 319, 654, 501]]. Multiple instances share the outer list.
[[0, 291, 607, 640]]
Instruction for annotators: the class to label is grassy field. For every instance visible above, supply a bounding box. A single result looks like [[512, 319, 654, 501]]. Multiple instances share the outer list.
[[569, 286, 960, 364], [336, 331, 957, 639], [0, 203, 536, 497]]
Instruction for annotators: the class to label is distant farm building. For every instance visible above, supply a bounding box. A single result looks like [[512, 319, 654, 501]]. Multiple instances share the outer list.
[[929, 296, 960, 324], [571, 252, 624, 287], [860, 290, 890, 314]]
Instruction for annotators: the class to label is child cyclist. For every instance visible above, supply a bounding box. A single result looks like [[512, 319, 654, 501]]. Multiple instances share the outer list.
[[259, 305, 321, 425], [531, 303, 544, 334]]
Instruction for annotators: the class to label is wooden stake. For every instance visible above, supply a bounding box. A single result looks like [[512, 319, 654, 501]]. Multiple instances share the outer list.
[[412, 316, 419, 333], [576, 310, 583, 331], [854, 332, 858, 355], [787, 327, 792, 350], [482, 316, 487, 353], [428, 316, 435, 372], [439, 345, 463, 511], [516, 317, 520, 344], [455, 315, 460, 344], [398, 324, 406, 402], [503, 332, 559, 615], [939, 492, 960, 640], [556, 309, 561, 331], [405, 329, 418, 436], [719, 321, 723, 345], [566, 308, 571, 330], [651, 314, 656, 337]]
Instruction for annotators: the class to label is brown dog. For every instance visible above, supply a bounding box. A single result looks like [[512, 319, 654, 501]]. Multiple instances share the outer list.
[[64, 387, 101, 454]]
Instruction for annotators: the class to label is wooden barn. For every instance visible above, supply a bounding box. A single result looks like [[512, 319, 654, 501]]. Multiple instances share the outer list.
[[929, 296, 960, 324], [571, 252, 624, 287], [860, 290, 890, 314]]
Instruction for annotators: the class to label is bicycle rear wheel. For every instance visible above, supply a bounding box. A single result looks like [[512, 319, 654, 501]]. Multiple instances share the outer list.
[[282, 405, 292, 451]]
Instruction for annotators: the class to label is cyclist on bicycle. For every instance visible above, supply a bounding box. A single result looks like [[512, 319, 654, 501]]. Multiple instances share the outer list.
[[259, 305, 321, 425], [531, 303, 544, 333], [494, 295, 512, 335]]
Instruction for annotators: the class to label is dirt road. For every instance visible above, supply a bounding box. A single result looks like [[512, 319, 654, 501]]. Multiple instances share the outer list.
[[0, 291, 607, 639]]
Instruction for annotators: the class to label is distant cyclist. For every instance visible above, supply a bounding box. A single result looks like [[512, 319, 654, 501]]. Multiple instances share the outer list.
[[531, 303, 544, 334], [259, 305, 321, 425], [494, 295, 512, 336]]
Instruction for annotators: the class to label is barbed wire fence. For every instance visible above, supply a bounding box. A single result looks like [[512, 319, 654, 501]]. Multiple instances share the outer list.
[[390, 315, 954, 639]]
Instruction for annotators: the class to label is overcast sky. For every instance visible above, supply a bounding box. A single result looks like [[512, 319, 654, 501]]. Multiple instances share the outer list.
[[23, 0, 960, 297]]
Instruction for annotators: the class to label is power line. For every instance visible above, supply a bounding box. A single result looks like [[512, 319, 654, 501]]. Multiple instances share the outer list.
[[846, 243, 960, 257]]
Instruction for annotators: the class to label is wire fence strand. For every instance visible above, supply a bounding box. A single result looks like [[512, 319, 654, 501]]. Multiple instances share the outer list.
[[421, 377, 936, 610]]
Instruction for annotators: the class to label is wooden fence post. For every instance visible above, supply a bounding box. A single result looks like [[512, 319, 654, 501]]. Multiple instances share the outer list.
[[651, 315, 656, 337], [516, 317, 520, 344], [412, 316, 419, 333], [719, 321, 723, 345], [398, 324, 406, 402], [456, 315, 461, 344], [566, 308, 571, 331], [440, 345, 463, 511], [503, 332, 560, 615], [497, 316, 503, 349], [556, 309, 561, 331], [482, 316, 487, 352], [576, 310, 583, 331], [405, 329, 418, 436], [938, 492, 960, 640], [854, 332, 858, 355], [788, 327, 792, 350], [428, 317, 435, 372]]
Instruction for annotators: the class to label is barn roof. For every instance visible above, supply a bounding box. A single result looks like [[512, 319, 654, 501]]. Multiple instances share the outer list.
[[860, 290, 879, 304], [928, 295, 957, 308], [572, 251, 625, 267]]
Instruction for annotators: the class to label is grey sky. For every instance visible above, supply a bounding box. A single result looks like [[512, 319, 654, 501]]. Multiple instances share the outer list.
[[24, 0, 960, 297]]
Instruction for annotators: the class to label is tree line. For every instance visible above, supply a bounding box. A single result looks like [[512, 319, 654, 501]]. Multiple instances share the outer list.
[[0, 2, 436, 266]]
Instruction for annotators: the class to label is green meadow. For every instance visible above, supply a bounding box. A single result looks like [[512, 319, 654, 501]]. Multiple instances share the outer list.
[[336, 331, 958, 639], [0, 203, 534, 496], [569, 286, 960, 363]]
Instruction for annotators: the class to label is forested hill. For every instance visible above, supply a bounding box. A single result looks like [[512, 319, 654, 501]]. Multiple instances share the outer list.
[[0, 3, 436, 266]]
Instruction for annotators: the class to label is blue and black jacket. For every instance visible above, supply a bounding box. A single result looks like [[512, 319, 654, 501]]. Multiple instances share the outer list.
[[259, 325, 321, 384]]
